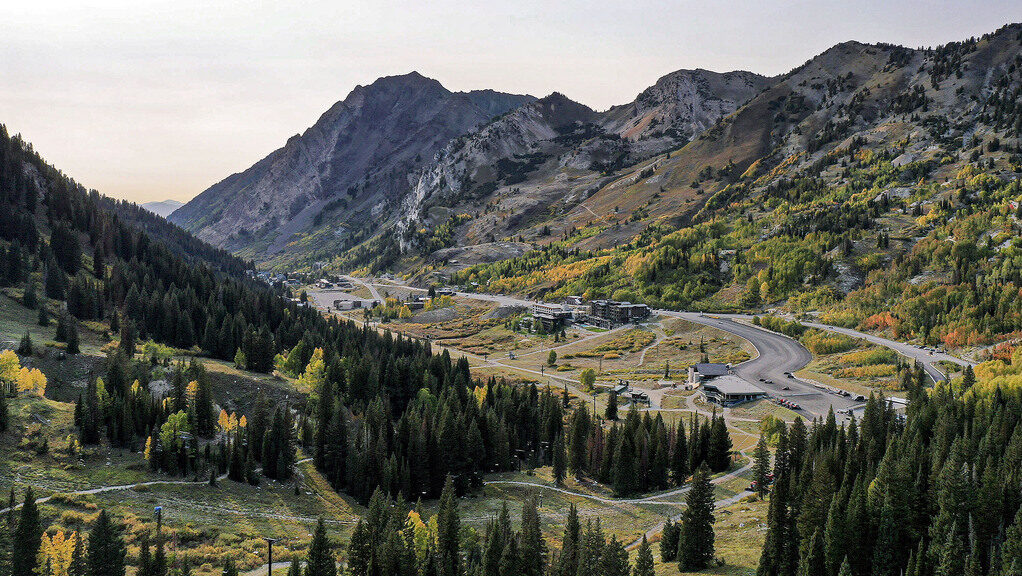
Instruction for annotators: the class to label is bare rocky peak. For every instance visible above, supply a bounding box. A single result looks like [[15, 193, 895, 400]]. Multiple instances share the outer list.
[[599, 69, 771, 150], [170, 72, 532, 250]]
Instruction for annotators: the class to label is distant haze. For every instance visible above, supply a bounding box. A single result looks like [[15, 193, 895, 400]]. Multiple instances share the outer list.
[[1, 1, 1018, 203]]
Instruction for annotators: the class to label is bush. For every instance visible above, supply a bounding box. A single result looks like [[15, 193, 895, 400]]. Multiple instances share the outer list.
[[801, 330, 857, 354]]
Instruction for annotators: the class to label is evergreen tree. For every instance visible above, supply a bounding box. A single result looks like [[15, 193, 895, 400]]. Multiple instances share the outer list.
[[69, 533, 86, 576], [436, 476, 460, 576], [670, 423, 689, 486], [600, 537, 629, 576], [633, 536, 654, 576], [66, 318, 80, 354], [552, 434, 567, 485], [37, 305, 50, 327], [605, 392, 618, 421], [12, 488, 42, 576], [558, 505, 581, 576], [137, 533, 152, 576], [86, 510, 127, 576], [221, 559, 238, 576], [678, 464, 715, 571], [706, 412, 732, 472], [752, 435, 770, 497], [347, 519, 370, 576], [576, 520, 604, 576], [305, 519, 336, 576], [660, 519, 679, 562], [520, 498, 546, 576]]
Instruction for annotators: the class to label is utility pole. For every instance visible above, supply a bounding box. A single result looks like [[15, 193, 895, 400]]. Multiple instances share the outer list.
[[265, 537, 279, 576]]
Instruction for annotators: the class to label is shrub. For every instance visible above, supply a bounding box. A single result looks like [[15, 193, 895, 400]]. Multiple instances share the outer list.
[[801, 330, 857, 354]]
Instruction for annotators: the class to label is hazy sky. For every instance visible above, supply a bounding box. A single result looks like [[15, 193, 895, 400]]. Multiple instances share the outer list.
[[1, 1, 1018, 203]]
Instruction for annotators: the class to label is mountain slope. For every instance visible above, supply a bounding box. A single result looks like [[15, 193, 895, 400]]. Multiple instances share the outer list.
[[141, 199, 183, 218], [170, 72, 533, 257], [448, 24, 1022, 349]]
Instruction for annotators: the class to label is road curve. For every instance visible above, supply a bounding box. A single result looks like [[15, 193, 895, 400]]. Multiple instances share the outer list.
[[801, 321, 974, 382], [660, 311, 858, 418]]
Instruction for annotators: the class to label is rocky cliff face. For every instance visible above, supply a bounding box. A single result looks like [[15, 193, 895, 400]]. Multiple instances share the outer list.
[[599, 68, 771, 156], [170, 72, 533, 254]]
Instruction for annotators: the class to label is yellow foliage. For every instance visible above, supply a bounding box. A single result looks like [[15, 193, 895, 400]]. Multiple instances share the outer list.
[[0, 349, 20, 385], [473, 385, 487, 407], [17, 367, 47, 396], [298, 348, 327, 398], [36, 530, 78, 576], [186, 380, 199, 403]]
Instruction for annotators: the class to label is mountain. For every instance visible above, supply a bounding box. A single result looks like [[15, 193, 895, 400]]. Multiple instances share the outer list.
[[170, 72, 534, 258], [446, 23, 1022, 348], [141, 199, 183, 218], [173, 68, 769, 267], [600, 68, 772, 155]]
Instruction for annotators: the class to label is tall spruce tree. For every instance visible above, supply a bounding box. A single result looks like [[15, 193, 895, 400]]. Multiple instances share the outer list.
[[86, 510, 126, 576], [558, 505, 581, 576], [633, 535, 654, 576], [753, 435, 771, 497], [436, 476, 461, 576], [678, 464, 715, 571], [305, 519, 336, 576], [12, 488, 42, 576]]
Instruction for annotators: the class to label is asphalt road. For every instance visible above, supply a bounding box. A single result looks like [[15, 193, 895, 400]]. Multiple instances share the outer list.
[[801, 321, 974, 382], [663, 312, 859, 418], [327, 278, 981, 416]]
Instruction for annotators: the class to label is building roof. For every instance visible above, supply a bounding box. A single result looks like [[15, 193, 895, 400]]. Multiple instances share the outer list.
[[693, 363, 729, 376], [702, 375, 765, 396]]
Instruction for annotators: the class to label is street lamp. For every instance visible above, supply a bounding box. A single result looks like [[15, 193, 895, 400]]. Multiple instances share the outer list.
[[264, 538, 279, 576]]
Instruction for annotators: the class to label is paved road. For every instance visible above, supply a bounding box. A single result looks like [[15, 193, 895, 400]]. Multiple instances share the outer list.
[[661, 312, 858, 418], [801, 321, 974, 382]]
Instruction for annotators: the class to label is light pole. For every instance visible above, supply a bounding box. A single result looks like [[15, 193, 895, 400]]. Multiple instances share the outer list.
[[265, 537, 279, 576]]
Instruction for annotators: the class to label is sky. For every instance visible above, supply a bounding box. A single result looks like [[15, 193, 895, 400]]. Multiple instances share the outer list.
[[1, 1, 1019, 204]]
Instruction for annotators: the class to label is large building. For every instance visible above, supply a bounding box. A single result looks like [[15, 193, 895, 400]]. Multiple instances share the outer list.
[[589, 300, 651, 325], [688, 362, 731, 385], [700, 374, 767, 406], [532, 303, 573, 332]]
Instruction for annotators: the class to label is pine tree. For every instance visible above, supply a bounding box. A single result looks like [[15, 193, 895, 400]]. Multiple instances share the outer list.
[[601, 536, 629, 576], [753, 435, 770, 497], [797, 529, 824, 576], [436, 476, 460, 576], [633, 535, 654, 576], [520, 498, 546, 576], [137, 533, 152, 576], [670, 424, 688, 486], [576, 520, 604, 576], [86, 510, 127, 576], [221, 559, 238, 576], [305, 519, 336, 576], [66, 319, 80, 354], [37, 305, 50, 327], [347, 519, 370, 576], [12, 488, 42, 576], [605, 392, 618, 421], [17, 332, 32, 356], [678, 464, 715, 571], [558, 505, 580, 576], [69, 533, 86, 576], [707, 412, 732, 472], [553, 434, 567, 485], [660, 519, 679, 562], [285, 558, 300, 576]]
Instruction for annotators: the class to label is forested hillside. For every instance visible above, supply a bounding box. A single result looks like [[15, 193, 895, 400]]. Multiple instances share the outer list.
[[450, 25, 1022, 350]]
